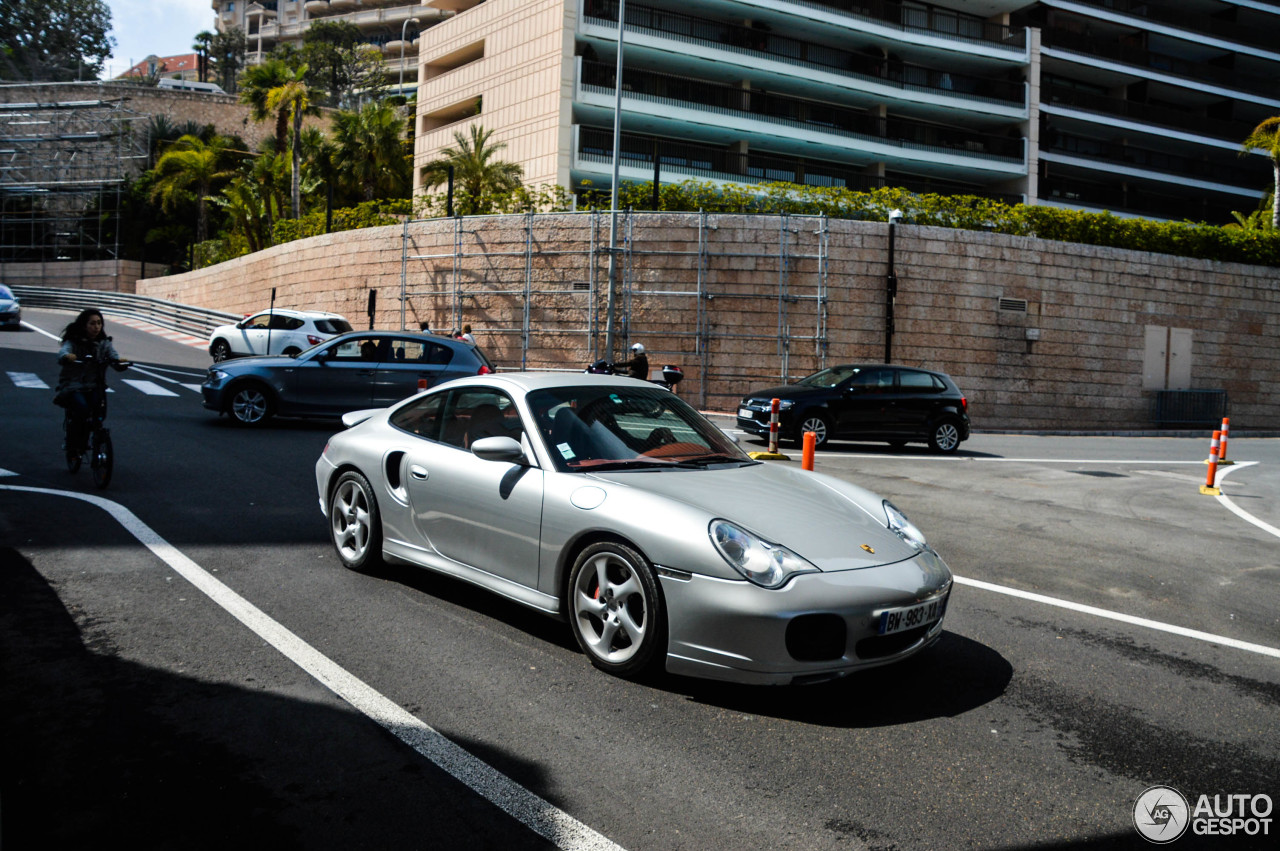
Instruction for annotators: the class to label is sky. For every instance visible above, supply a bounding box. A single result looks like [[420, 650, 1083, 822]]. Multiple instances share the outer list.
[[101, 0, 220, 79]]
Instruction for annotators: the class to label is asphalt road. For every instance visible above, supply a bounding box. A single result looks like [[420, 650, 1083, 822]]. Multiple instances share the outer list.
[[1, 310, 1277, 850]]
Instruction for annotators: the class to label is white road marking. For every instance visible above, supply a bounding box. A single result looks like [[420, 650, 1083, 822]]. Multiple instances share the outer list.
[[7, 371, 49, 389], [21, 320, 61, 342], [121, 379, 180, 397], [1213, 463, 1280, 539], [0, 468, 16, 477], [0, 484, 627, 851], [953, 575, 1280, 659], [181, 383, 204, 393]]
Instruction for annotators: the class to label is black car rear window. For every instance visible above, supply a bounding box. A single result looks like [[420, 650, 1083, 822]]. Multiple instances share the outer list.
[[899, 370, 945, 392], [315, 318, 354, 334]]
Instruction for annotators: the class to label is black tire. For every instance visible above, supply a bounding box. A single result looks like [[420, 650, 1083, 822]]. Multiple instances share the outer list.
[[211, 339, 232, 362], [928, 418, 963, 454], [328, 471, 383, 573], [568, 541, 666, 678], [282, 346, 301, 357], [90, 430, 113, 489], [795, 411, 831, 448], [229, 383, 274, 426]]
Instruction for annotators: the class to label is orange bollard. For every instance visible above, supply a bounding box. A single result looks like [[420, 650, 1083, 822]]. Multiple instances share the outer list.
[[768, 397, 781, 455], [1200, 430, 1221, 495], [417, 378, 428, 392], [802, 431, 816, 470], [1218, 417, 1230, 464]]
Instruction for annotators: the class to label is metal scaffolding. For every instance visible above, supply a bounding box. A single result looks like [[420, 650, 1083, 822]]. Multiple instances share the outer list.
[[0, 97, 148, 264], [399, 210, 832, 409]]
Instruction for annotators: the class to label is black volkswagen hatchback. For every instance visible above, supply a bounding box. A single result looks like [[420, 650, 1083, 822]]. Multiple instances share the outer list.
[[736, 364, 970, 453]]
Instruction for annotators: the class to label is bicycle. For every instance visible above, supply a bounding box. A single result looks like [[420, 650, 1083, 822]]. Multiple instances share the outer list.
[[62, 355, 132, 489]]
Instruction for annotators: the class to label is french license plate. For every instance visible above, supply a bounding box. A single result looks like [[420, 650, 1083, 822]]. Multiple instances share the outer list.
[[737, 407, 753, 419], [877, 595, 947, 635]]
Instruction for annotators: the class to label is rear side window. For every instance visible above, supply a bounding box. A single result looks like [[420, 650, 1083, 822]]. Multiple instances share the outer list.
[[389, 392, 446, 439], [899, 370, 944, 392], [314, 318, 354, 334]]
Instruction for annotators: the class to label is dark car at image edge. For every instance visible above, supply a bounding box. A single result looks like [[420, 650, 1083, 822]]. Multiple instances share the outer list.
[[737, 364, 970, 453]]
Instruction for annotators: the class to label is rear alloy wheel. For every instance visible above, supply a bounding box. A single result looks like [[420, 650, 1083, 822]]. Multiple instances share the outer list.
[[229, 384, 273, 426], [796, 412, 831, 448], [329, 471, 382, 573], [928, 418, 962, 454], [568, 542, 666, 678], [211, 339, 232, 362]]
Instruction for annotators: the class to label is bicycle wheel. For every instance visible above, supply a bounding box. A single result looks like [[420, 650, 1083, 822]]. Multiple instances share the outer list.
[[90, 429, 113, 489], [63, 416, 82, 473]]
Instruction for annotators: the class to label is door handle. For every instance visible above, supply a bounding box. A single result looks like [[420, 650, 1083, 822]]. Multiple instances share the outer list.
[[409, 465, 429, 480]]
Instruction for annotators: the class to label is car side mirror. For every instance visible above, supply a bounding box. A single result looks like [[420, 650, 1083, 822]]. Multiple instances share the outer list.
[[470, 436, 526, 464], [315, 348, 331, 361]]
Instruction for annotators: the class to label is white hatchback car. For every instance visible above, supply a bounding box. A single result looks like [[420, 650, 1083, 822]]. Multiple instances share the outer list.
[[208, 309, 353, 361]]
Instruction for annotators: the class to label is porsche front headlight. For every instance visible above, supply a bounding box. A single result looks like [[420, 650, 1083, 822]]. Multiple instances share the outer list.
[[884, 500, 927, 550], [710, 520, 819, 588]]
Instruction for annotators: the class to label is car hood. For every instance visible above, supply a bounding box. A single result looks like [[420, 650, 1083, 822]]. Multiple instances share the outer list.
[[590, 462, 927, 572], [741, 383, 829, 402]]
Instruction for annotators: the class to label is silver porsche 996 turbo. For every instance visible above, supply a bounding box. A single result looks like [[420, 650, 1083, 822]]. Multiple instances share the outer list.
[[315, 372, 952, 685]]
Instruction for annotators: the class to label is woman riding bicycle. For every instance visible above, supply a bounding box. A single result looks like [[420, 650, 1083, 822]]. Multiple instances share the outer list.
[[55, 309, 128, 459]]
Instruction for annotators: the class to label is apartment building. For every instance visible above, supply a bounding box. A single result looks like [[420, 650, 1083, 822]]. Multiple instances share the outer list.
[[212, 0, 451, 96], [410, 0, 1279, 223]]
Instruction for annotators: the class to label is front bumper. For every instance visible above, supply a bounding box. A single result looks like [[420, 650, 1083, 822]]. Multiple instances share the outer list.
[[660, 548, 952, 685], [0, 310, 20, 326]]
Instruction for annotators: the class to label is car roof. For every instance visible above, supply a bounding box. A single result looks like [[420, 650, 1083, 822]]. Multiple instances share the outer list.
[[434, 372, 660, 394], [250, 308, 346, 319]]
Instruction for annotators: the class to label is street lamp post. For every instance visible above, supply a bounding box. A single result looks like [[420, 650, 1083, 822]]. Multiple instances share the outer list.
[[604, 0, 627, 360], [399, 17, 420, 97], [885, 208, 902, 364]]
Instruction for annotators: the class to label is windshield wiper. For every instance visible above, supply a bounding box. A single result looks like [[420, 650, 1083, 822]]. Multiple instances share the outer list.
[[573, 459, 673, 471], [666, 454, 754, 468]]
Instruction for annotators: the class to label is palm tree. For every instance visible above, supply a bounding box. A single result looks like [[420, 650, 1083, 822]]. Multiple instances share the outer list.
[[192, 31, 215, 83], [1241, 117, 1280, 229], [331, 100, 411, 202], [264, 64, 314, 218], [209, 177, 268, 254], [239, 58, 296, 155], [419, 124, 524, 215], [150, 134, 237, 244]]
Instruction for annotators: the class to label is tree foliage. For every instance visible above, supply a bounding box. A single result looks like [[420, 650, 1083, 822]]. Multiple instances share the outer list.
[[210, 27, 247, 94], [301, 21, 383, 108], [1241, 116, 1280, 230], [331, 100, 412, 202], [419, 125, 525, 215], [0, 0, 113, 81]]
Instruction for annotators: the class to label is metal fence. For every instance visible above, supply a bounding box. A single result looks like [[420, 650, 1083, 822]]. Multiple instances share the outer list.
[[11, 285, 239, 341]]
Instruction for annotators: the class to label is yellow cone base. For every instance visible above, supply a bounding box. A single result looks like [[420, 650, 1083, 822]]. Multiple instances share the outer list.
[[748, 451, 790, 461], [1204, 458, 1235, 466], [1200, 485, 1222, 495]]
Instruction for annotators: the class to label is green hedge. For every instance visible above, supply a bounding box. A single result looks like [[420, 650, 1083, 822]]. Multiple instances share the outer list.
[[271, 199, 411, 243]]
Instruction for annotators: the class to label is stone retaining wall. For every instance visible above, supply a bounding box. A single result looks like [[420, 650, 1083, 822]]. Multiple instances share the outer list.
[[136, 214, 1280, 431]]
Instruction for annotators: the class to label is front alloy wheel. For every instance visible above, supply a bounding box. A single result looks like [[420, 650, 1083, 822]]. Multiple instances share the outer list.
[[796, 412, 830, 447], [568, 542, 666, 678], [230, 384, 272, 425], [329, 471, 382, 573]]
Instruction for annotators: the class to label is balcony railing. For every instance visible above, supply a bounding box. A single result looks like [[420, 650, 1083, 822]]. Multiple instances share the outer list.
[[1043, 27, 1277, 99], [583, 1, 1025, 107], [1042, 83, 1254, 145], [1062, 0, 1277, 55], [1043, 131, 1267, 188], [575, 126, 1023, 203], [1039, 176, 1239, 223], [780, 0, 1025, 50], [581, 61, 1024, 163]]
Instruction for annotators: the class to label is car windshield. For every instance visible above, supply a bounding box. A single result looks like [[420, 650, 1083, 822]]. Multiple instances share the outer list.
[[0, 285, 13, 299], [797, 365, 861, 388], [527, 385, 753, 472]]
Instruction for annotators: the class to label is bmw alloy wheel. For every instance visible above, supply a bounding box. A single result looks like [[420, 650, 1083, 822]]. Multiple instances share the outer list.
[[230, 385, 271, 425]]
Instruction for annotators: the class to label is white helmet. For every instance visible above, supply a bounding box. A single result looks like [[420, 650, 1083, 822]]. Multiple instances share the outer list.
[[630, 343, 645, 354]]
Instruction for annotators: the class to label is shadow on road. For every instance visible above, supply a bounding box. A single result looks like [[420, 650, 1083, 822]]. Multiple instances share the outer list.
[[0, 548, 558, 850]]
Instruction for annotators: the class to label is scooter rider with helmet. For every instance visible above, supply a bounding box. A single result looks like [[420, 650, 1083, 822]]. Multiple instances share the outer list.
[[615, 342, 649, 380]]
